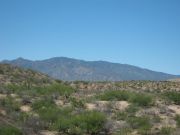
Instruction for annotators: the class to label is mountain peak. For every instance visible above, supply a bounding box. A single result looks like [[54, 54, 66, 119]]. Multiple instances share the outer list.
[[1, 57, 179, 81], [16, 57, 26, 61]]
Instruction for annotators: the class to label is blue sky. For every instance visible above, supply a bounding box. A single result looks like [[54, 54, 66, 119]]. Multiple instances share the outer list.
[[0, 0, 180, 74]]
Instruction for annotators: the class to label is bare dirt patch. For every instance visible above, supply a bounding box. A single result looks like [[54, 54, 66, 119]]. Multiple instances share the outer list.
[[0, 109, 6, 116], [20, 105, 32, 113], [168, 105, 180, 115], [0, 94, 7, 99], [113, 101, 129, 111], [86, 103, 97, 110], [54, 99, 64, 106], [40, 130, 58, 135], [10, 93, 18, 98]]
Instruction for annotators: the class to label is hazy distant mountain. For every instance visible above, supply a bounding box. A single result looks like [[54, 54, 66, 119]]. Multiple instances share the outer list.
[[1, 57, 179, 81]]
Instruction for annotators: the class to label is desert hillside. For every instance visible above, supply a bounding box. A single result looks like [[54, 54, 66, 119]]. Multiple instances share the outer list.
[[0, 64, 180, 135]]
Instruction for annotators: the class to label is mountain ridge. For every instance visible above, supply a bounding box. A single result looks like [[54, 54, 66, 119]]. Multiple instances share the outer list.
[[1, 57, 179, 81]]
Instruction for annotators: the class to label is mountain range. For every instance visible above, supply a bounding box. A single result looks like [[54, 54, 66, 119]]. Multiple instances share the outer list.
[[1, 57, 179, 81]]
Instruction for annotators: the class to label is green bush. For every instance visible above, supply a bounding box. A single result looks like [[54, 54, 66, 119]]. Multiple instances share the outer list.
[[52, 111, 106, 135], [113, 128, 131, 135], [159, 127, 173, 135], [164, 91, 180, 105], [4, 84, 26, 94], [127, 116, 151, 132], [70, 97, 85, 108], [77, 111, 106, 134], [43, 83, 75, 96], [0, 97, 20, 112], [0, 69, 4, 74], [115, 105, 139, 122], [0, 125, 22, 135], [32, 98, 73, 124], [32, 98, 56, 110], [31, 83, 75, 97], [5, 83, 75, 97], [126, 105, 139, 115], [115, 112, 128, 121], [175, 115, 180, 127], [53, 116, 73, 134], [152, 115, 161, 123], [98, 90, 130, 101], [32, 98, 58, 123], [130, 93, 153, 107], [98, 90, 153, 107]]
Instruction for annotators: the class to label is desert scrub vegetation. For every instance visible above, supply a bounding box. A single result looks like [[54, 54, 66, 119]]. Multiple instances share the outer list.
[[159, 127, 174, 135], [164, 91, 180, 105], [114, 81, 180, 92], [114, 104, 139, 121], [0, 96, 20, 112], [113, 103, 154, 134], [127, 116, 152, 134], [175, 115, 180, 127], [98, 90, 130, 101], [129, 93, 154, 107], [70, 97, 85, 108], [4, 82, 75, 98], [32, 98, 107, 135], [0, 64, 53, 86], [98, 90, 154, 107], [113, 128, 132, 135], [0, 125, 22, 135], [53, 111, 106, 135], [1, 64, 180, 135]]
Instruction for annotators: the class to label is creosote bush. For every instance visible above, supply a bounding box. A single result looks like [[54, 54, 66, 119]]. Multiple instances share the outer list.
[[175, 115, 180, 127], [127, 116, 151, 134], [98, 90, 153, 107], [130, 93, 153, 107], [53, 111, 106, 135], [114, 105, 139, 123], [0, 97, 20, 112], [70, 97, 85, 108], [164, 91, 180, 105], [0, 125, 22, 135], [32, 98, 106, 135], [98, 90, 130, 101], [159, 127, 174, 135], [5, 82, 75, 97]]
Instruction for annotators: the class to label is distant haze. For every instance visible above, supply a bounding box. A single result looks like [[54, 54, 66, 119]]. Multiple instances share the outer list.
[[2, 57, 180, 81]]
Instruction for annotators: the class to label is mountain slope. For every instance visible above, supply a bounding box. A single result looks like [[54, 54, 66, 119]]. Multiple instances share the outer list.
[[0, 63, 53, 85], [1, 57, 179, 81]]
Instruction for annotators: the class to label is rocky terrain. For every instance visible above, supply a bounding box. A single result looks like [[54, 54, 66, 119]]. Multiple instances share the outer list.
[[0, 64, 180, 135]]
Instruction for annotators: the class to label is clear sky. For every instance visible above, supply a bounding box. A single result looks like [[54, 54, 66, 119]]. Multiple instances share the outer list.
[[0, 0, 180, 75]]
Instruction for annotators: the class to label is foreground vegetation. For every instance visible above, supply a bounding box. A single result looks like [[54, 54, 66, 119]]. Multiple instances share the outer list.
[[0, 64, 180, 135]]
